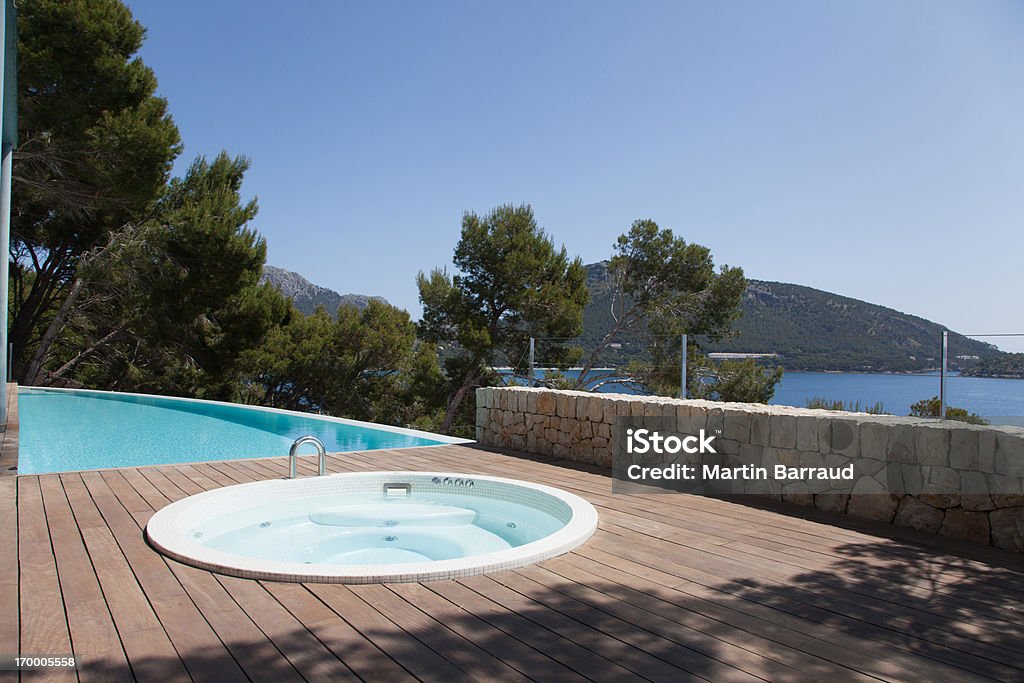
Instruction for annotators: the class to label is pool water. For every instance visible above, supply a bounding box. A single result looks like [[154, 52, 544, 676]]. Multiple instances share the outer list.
[[17, 388, 458, 474], [194, 492, 563, 565]]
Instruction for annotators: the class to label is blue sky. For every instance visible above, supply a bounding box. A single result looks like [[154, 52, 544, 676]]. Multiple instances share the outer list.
[[126, 0, 1024, 351]]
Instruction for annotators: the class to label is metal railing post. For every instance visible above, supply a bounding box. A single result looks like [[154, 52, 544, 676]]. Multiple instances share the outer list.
[[940, 331, 948, 420], [680, 334, 688, 399], [528, 337, 535, 388]]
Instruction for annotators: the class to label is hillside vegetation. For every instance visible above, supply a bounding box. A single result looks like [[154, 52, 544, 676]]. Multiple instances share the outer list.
[[266, 262, 1010, 375], [578, 263, 1003, 373]]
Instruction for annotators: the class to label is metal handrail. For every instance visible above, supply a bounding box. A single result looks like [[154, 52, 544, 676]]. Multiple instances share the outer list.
[[289, 435, 326, 479]]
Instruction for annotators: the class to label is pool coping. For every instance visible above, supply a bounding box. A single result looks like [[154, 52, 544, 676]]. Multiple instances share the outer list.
[[0, 383, 18, 477]]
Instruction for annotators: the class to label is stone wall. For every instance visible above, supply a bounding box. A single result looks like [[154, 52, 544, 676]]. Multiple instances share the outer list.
[[475, 387, 1024, 553]]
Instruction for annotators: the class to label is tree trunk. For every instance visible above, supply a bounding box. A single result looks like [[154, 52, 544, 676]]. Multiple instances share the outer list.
[[440, 369, 479, 435], [44, 324, 124, 384], [8, 261, 60, 376], [23, 276, 85, 385]]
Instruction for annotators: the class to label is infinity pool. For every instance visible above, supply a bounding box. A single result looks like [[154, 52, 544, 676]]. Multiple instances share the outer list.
[[17, 387, 465, 474]]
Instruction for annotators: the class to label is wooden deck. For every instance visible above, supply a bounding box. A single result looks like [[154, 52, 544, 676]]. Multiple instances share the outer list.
[[3, 444, 1024, 682]]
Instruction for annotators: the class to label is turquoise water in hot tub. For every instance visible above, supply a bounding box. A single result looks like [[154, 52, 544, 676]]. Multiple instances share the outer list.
[[195, 492, 564, 564], [17, 388, 452, 474]]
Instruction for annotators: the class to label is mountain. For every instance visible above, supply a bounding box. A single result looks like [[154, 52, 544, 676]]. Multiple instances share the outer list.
[[579, 262, 1004, 373], [260, 265, 388, 316]]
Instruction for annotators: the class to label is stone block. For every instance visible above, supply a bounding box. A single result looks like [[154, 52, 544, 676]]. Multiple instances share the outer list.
[[782, 482, 814, 507], [916, 427, 949, 467], [918, 492, 961, 509], [750, 414, 770, 446], [949, 428, 980, 471], [575, 396, 589, 421], [630, 400, 646, 418], [705, 408, 725, 438], [644, 401, 665, 417], [814, 493, 849, 513], [994, 433, 1024, 477], [992, 494, 1024, 508], [589, 397, 604, 423], [846, 475, 898, 522], [859, 422, 889, 460], [894, 497, 944, 534], [978, 431, 996, 473], [899, 464, 924, 495], [770, 415, 797, 449], [718, 439, 740, 455], [886, 425, 916, 465], [829, 419, 859, 457], [939, 508, 990, 544], [724, 410, 751, 442], [990, 507, 1024, 553], [537, 392, 556, 416], [817, 420, 832, 454], [556, 393, 574, 418], [796, 416, 818, 452], [960, 470, 988, 495], [929, 466, 960, 490], [961, 494, 996, 512]]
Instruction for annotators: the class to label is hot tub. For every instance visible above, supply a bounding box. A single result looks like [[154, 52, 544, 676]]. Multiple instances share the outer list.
[[145, 471, 599, 583]]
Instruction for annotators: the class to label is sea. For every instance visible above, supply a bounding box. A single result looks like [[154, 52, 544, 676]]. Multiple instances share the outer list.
[[502, 369, 1024, 427]]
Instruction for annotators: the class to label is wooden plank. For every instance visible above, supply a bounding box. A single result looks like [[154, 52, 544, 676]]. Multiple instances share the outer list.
[[306, 583, 472, 683], [525, 558, 824, 682], [37, 475, 131, 681], [349, 583, 532, 682], [59, 473, 190, 682], [261, 581, 415, 683], [0, 479, 19, 660], [456, 574, 666, 681], [100, 468, 302, 683], [79, 471, 248, 683], [388, 582, 588, 682], [17, 476, 75, 683], [576, 537, 1001, 681], [426, 579, 620, 682], [169, 565, 304, 683], [214, 576, 358, 682]]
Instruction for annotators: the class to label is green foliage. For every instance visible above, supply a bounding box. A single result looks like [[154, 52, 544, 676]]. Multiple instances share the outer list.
[[11, 0, 182, 379], [909, 396, 989, 425], [703, 282, 1003, 373], [60, 154, 283, 397], [575, 221, 746, 385], [579, 270, 1006, 373], [625, 338, 782, 404], [418, 204, 589, 432], [692, 359, 784, 404], [805, 396, 888, 415], [238, 301, 446, 427], [960, 353, 1024, 379]]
